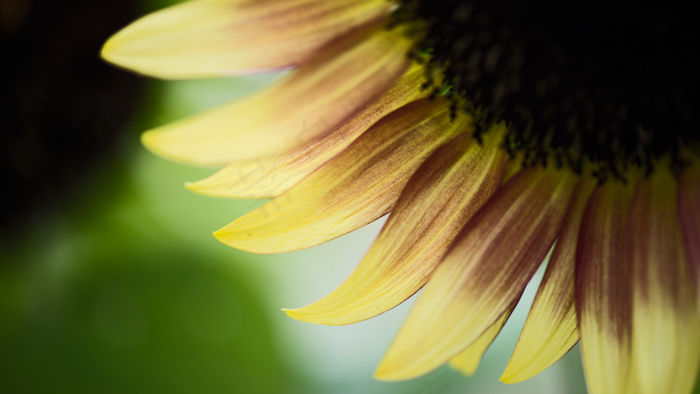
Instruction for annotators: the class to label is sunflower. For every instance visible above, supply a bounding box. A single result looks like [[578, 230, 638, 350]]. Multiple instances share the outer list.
[[102, 1, 700, 392]]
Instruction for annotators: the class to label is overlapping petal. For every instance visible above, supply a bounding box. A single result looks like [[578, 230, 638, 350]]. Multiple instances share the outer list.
[[575, 178, 636, 394], [186, 66, 428, 198], [501, 175, 596, 383], [449, 305, 516, 376], [102, 0, 390, 79], [375, 167, 577, 380], [627, 167, 700, 394], [214, 99, 470, 254], [284, 127, 507, 325], [102, 0, 700, 390], [141, 27, 411, 166]]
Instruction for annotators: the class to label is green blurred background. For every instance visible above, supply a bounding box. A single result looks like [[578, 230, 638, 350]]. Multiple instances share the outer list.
[[4, 0, 672, 393]]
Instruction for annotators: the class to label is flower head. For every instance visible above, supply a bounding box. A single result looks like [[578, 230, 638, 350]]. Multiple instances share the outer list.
[[102, 1, 700, 392]]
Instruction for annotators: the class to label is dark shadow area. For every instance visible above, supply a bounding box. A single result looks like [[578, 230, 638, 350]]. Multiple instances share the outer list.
[[1, 0, 145, 246]]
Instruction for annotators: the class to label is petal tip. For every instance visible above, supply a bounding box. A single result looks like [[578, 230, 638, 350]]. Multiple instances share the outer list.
[[373, 366, 405, 382], [283, 307, 331, 325], [282, 308, 343, 326], [212, 228, 238, 248], [281, 307, 314, 321], [498, 353, 541, 384], [140, 130, 166, 158], [289, 305, 365, 326], [184, 180, 210, 195], [212, 227, 232, 242], [213, 227, 272, 255], [99, 30, 162, 79], [99, 37, 117, 65], [373, 356, 430, 381], [448, 360, 477, 377], [141, 129, 212, 166], [498, 370, 523, 385], [100, 30, 129, 67]]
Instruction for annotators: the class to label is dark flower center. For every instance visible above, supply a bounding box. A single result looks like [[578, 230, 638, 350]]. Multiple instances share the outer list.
[[392, 1, 700, 180]]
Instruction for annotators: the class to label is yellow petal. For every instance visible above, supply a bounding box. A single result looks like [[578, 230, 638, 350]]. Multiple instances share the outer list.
[[214, 98, 469, 254], [678, 165, 700, 305], [375, 167, 577, 381], [501, 174, 596, 383], [449, 305, 515, 376], [284, 126, 507, 325], [627, 166, 700, 394], [186, 66, 428, 198], [575, 178, 637, 394], [102, 0, 390, 79], [141, 27, 411, 166]]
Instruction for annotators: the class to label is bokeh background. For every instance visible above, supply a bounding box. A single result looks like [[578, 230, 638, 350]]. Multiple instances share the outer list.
[[3, 1, 693, 393]]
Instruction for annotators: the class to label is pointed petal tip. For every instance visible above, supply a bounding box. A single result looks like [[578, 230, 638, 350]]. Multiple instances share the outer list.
[[374, 349, 446, 382], [499, 370, 526, 384], [373, 364, 415, 382], [448, 306, 515, 378], [99, 37, 116, 64], [183, 181, 208, 196], [499, 322, 580, 384], [284, 307, 313, 322], [371, 168, 576, 388], [499, 375, 519, 385], [141, 128, 192, 164], [282, 308, 304, 321], [184, 180, 219, 196], [135, 27, 412, 166], [283, 307, 351, 326], [500, 357, 538, 383], [140, 130, 174, 162], [100, 0, 394, 79], [280, 307, 318, 321], [213, 226, 279, 255], [141, 130, 190, 165], [212, 226, 287, 254], [282, 305, 364, 326], [100, 29, 177, 80], [186, 177, 277, 199], [448, 360, 477, 377], [213, 228, 235, 243], [212, 228, 238, 248], [185, 178, 224, 196], [499, 177, 593, 386], [100, 30, 129, 66], [283, 308, 342, 326]]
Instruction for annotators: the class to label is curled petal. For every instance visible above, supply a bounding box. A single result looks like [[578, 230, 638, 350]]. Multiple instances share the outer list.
[[449, 304, 516, 376], [141, 27, 411, 166], [627, 167, 700, 394], [186, 66, 428, 198], [501, 174, 596, 383], [375, 167, 577, 380], [575, 178, 636, 394], [214, 98, 470, 254], [284, 126, 507, 325], [102, 0, 390, 79]]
